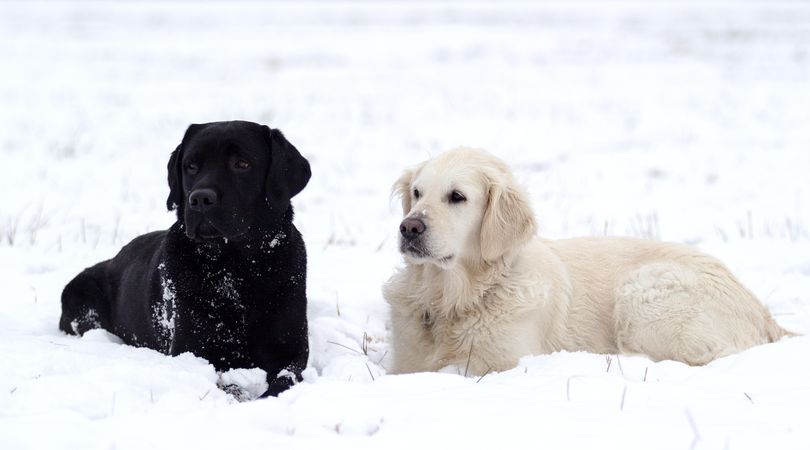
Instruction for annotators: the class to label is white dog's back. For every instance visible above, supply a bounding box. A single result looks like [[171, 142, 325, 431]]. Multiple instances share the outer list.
[[548, 237, 791, 364]]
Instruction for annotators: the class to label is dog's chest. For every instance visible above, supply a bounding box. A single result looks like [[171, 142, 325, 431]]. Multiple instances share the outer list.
[[155, 261, 252, 357], [415, 292, 485, 344], [155, 262, 179, 353], [413, 283, 516, 353]]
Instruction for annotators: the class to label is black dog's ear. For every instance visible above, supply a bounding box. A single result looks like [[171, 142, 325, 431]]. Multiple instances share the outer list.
[[166, 124, 205, 211], [262, 126, 311, 207], [166, 144, 183, 211]]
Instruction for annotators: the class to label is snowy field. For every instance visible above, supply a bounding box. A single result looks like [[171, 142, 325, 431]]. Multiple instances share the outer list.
[[2, 1, 810, 448]]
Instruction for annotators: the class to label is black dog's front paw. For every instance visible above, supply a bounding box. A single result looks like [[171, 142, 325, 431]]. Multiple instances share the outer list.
[[217, 368, 270, 402], [259, 379, 294, 398], [260, 370, 301, 398]]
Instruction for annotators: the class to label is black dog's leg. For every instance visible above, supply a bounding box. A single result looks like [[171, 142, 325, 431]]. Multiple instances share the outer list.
[[59, 261, 111, 335], [251, 297, 309, 398], [261, 347, 309, 397]]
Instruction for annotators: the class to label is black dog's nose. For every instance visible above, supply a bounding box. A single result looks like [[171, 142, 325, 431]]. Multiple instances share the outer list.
[[188, 188, 219, 212], [400, 218, 426, 240]]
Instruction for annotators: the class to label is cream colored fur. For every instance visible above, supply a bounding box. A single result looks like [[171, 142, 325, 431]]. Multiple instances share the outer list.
[[383, 148, 793, 375]]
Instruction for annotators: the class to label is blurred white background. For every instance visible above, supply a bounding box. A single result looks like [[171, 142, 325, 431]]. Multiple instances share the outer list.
[[1, 2, 809, 449]]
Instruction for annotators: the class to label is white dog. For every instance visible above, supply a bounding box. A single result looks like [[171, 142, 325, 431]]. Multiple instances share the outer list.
[[383, 148, 793, 375]]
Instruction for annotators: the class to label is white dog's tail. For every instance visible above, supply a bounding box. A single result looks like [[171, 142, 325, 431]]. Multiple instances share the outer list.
[[766, 315, 800, 341]]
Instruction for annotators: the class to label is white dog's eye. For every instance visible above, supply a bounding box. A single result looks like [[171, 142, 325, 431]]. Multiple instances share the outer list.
[[414, 189, 421, 199], [448, 191, 466, 204]]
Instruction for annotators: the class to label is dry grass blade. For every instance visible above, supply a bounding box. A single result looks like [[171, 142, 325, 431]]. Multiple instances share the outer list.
[[615, 354, 624, 375], [566, 375, 583, 401], [685, 409, 701, 450], [476, 367, 491, 383], [464, 339, 474, 377], [362, 331, 369, 355], [620, 385, 627, 411], [326, 340, 362, 354], [335, 292, 341, 317]]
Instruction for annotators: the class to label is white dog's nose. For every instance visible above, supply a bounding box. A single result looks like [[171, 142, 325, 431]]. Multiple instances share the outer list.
[[400, 218, 426, 240]]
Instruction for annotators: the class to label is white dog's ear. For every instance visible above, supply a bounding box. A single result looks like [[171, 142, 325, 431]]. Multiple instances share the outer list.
[[480, 174, 537, 262], [391, 168, 414, 216], [391, 163, 424, 216]]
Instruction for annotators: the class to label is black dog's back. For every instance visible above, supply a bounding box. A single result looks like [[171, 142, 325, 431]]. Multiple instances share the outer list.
[[106, 231, 168, 349], [60, 231, 167, 347]]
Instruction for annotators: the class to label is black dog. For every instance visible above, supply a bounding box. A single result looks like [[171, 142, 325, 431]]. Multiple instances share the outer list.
[[60, 121, 311, 397]]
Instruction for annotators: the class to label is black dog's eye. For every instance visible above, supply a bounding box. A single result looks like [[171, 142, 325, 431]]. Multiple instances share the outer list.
[[413, 189, 421, 199], [186, 163, 199, 174], [234, 159, 251, 170], [448, 191, 466, 204]]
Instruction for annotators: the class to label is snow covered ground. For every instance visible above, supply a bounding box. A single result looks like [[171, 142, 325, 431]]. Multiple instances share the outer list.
[[2, 1, 810, 448]]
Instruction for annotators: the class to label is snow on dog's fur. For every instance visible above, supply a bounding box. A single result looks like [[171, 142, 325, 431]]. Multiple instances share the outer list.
[[383, 148, 793, 375]]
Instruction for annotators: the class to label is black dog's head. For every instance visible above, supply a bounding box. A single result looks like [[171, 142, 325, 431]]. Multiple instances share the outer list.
[[166, 121, 311, 242]]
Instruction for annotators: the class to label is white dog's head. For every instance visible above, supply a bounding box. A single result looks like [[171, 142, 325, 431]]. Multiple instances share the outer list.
[[392, 148, 536, 268]]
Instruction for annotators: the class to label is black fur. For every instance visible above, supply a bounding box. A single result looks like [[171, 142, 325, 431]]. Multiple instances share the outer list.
[[60, 121, 311, 397]]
